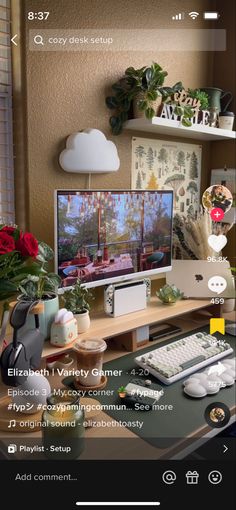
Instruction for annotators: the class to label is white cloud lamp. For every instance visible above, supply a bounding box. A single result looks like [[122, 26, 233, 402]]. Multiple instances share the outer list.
[[59, 128, 120, 173]]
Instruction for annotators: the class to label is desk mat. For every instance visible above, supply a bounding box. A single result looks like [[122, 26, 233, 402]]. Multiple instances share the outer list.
[[97, 327, 235, 449]]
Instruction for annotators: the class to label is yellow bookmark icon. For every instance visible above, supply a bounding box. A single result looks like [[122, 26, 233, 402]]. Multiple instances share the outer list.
[[210, 318, 225, 335]]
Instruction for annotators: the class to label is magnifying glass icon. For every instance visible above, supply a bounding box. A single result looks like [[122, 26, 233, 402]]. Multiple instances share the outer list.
[[34, 34, 44, 45]]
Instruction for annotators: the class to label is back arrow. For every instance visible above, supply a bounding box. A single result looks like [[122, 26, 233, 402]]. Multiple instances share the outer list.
[[11, 34, 18, 46], [223, 444, 228, 453]]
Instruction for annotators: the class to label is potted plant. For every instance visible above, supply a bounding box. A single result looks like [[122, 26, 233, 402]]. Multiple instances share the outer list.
[[0, 224, 60, 341], [106, 62, 184, 134], [156, 284, 184, 304], [17, 242, 61, 340], [187, 88, 209, 110], [62, 280, 94, 333]]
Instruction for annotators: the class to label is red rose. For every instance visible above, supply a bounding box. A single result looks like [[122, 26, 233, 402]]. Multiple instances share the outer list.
[[1, 226, 16, 236], [0, 232, 15, 254], [16, 232, 38, 258]]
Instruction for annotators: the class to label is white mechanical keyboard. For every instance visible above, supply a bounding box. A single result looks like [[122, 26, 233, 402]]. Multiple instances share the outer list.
[[135, 332, 233, 385]]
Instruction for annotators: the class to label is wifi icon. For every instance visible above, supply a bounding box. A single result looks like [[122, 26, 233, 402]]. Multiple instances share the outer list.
[[189, 11, 199, 19]]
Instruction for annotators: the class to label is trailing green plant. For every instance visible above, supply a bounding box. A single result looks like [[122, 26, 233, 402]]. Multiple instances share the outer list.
[[62, 280, 94, 314], [167, 88, 209, 127], [106, 62, 183, 134], [171, 104, 195, 127]]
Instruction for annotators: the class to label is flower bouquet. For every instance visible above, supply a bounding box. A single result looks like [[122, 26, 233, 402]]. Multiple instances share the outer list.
[[0, 224, 55, 302]]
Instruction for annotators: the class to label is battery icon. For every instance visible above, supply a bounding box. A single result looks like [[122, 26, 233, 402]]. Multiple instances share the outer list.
[[203, 12, 220, 19]]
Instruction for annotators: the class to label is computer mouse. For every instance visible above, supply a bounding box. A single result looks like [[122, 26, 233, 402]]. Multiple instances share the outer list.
[[184, 383, 207, 398]]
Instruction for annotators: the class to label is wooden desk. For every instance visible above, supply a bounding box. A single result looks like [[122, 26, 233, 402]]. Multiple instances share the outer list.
[[42, 297, 220, 356]]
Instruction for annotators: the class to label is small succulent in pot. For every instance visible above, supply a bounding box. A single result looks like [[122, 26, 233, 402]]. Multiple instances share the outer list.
[[156, 284, 184, 304]]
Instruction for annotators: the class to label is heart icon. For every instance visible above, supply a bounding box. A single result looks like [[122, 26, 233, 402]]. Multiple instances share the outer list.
[[208, 234, 227, 253]]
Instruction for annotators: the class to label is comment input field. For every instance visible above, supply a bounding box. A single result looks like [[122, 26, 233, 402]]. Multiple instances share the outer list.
[[29, 29, 226, 52]]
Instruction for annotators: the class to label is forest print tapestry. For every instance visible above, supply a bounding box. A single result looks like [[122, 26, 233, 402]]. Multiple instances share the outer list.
[[131, 137, 202, 216]]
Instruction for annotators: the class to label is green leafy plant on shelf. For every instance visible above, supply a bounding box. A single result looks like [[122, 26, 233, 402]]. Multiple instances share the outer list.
[[105, 62, 184, 134], [62, 280, 94, 314]]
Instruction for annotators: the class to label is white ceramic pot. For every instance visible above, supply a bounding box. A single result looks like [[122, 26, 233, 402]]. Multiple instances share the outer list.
[[75, 310, 90, 333]]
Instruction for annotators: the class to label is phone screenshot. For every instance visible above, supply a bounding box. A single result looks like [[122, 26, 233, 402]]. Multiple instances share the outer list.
[[0, 0, 235, 508]]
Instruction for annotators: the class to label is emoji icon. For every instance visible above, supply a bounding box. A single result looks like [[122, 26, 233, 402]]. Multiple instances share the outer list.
[[210, 318, 225, 335], [118, 386, 127, 398], [208, 234, 227, 252], [208, 276, 227, 295], [208, 470, 222, 484]]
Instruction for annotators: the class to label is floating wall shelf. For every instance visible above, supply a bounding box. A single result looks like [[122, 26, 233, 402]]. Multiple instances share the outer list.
[[124, 117, 236, 141]]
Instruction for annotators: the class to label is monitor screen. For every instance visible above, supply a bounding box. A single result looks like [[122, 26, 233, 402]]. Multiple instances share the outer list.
[[55, 190, 173, 288]]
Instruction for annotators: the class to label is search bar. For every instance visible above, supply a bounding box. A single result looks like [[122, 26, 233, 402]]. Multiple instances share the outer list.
[[29, 29, 226, 51]]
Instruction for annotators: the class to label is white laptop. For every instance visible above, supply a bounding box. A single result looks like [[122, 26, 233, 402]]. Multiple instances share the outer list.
[[166, 260, 235, 298]]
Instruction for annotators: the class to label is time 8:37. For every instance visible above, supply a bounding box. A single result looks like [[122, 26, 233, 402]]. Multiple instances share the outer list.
[[28, 12, 50, 20]]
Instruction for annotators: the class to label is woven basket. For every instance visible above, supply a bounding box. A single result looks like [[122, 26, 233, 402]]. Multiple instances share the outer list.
[[133, 93, 162, 119]]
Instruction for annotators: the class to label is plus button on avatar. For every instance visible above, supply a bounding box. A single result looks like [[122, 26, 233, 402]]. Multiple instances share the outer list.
[[210, 208, 224, 222]]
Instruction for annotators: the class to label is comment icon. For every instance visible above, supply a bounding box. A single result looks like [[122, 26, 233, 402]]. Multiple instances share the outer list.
[[208, 276, 227, 295]]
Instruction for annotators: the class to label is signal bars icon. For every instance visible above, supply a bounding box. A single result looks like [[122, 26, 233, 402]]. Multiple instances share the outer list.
[[172, 13, 184, 20]]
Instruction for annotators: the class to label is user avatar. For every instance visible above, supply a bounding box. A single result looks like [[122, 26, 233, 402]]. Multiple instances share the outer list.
[[202, 185, 233, 213], [209, 407, 225, 423]]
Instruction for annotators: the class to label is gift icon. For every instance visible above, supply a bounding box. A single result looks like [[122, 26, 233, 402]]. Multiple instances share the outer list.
[[186, 471, 199, 484]]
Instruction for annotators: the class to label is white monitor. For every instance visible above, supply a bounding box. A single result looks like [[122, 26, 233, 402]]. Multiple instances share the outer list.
[[55, 190, 173, 289]]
